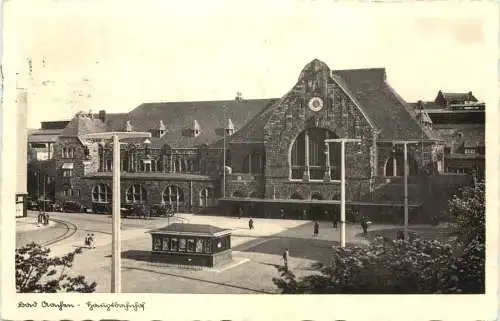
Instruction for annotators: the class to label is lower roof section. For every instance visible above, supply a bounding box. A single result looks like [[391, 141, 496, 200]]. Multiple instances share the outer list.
[[84, 172, 216, 181], [218, 197, 423, 208]]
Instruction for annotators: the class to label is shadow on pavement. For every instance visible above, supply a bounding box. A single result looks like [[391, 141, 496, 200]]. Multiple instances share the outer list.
[[122, 266, 273, 294], [122, 250, 153, 262], [233, 236, 339, 263]]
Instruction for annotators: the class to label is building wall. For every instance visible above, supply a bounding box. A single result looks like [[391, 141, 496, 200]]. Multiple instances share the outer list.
[[76, 177, 218, 213], [262, 72, 376, 201]]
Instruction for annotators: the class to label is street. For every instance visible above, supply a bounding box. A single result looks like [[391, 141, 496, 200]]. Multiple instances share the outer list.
[[17, 211, 401, 293]]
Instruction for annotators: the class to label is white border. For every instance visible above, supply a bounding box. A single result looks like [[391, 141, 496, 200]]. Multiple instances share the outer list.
[[1, 1, 499, 321]]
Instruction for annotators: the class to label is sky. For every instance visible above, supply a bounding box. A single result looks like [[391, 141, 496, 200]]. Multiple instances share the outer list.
[[2, 0, 498, 129]]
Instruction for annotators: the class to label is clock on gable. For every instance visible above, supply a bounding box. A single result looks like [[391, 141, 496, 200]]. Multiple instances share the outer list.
[[308, 97, 323, 112]]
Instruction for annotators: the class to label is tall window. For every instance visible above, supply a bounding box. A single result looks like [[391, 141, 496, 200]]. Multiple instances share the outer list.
[[104, 159, 112, 171], [290, 128, 340, 180], [126, 184, 147, 203], [61, 147, 75, 158], [242, 152, 264, 174], [92, 184, 112, 203], [199, 187, 214, 207], [384, 155, 419, 177], [63, 185, 73, 197], [163, 186, 184, 206]]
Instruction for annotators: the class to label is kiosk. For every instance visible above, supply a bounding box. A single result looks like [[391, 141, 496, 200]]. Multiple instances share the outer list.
[[149, 223, 232, 267]]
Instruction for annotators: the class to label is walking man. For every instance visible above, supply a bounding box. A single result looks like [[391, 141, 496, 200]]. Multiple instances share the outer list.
[[282, 248, 289, 270], [313, 221, 319, 237], [280, 208, 285, 220], [361, 218, 368, 236], [84, 234, 90, 248], [249, 218, 254, 230], [333, 209, 339, 228], [89, 233, 96, 249]]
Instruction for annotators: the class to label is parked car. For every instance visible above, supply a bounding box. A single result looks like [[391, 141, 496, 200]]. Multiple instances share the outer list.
[[93, 202, 112, 214], [62, 201, 87, 213], [37, 199, 55, 212], [150, 204, 175, 217], [121, 204, 150, 219], [27, 198, 39, 211]]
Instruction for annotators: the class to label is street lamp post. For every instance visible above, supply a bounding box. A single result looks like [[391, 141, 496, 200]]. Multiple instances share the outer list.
[[324, 138, 361, 248], [392, 140, 420, 240], [82, 132, 151, 293]]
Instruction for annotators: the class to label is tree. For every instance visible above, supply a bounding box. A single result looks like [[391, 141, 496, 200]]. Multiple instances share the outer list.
[[16, 243, 97, 293], [272, 184, 485, 294]]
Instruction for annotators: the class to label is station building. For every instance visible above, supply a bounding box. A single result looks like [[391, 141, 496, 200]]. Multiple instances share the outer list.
[[27, 59, 484, 223]]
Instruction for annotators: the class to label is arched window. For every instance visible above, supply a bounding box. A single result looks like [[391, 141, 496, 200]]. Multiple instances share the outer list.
[[290, 128, 340, 180], [199, 187, 214, 207], [126, 184, 147, 203], [92, 184, 112, 203], [163, 186, 185, 205], [242, 152, 264, 174]]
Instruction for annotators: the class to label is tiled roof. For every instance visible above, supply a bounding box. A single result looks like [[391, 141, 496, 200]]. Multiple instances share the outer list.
[[60, 114, 107, 137], [440, 92, 477, 102], [104, 113, 129, 132], [333, 68, 430, 140], [433, 124, 485, 148], [149, 223, 230, 235], [212, 99, 280, 146], [85, 172, 215, 181], [28, 129, 64, 143], [122, 99, 274, 148]]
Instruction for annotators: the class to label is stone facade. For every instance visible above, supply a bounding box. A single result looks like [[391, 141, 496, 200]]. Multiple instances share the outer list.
[[43, 59, 460, 223]]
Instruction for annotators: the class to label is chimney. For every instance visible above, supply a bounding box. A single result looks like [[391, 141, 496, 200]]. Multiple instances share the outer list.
[[98, 110, 106, 122]]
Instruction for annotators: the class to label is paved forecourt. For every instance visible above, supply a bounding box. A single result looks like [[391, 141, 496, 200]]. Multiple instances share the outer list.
[[31, 212, 401, 293]]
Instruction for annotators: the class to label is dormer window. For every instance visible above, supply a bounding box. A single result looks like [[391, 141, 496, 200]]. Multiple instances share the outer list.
[[225, 118, 235, 136], [125, 120, 133, 132], [193, 120, 201, 137], [159, 120, 167, 138]]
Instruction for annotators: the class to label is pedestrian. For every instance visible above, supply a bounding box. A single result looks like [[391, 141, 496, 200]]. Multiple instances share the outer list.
[[282, 248, 289, 269], [302, 209, 308, 220], [361, 218, 368, 236], [84, 234, 90, 248], [280, 208, 285, 220], [248, 218, 254, 230], [313, 221, 319, 237], [333, 209, 338, 228], [89, 233, 96, 249]]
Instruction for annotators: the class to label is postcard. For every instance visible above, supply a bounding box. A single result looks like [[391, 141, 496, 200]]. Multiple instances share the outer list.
[[2, 0, 498, 320]]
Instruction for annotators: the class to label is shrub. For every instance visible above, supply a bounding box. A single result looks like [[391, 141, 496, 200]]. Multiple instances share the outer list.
[[16, 243, 97, 293]]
